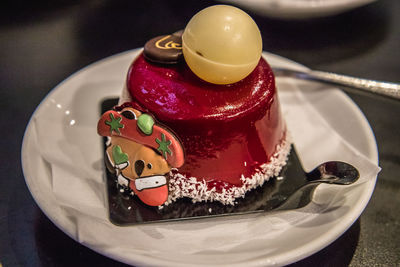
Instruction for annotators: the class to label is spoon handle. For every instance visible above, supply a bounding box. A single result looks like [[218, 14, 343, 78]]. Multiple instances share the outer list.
[[273, 68, 400, 100]]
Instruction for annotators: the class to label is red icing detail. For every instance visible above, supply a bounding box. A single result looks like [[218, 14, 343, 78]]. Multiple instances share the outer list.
[[127, 53, 286, 188], [97, 110, 185, 168], [129, 182, 169, 207]]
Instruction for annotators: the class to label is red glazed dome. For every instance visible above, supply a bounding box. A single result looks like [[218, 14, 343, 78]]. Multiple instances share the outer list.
[[125, 53, 288, 202]]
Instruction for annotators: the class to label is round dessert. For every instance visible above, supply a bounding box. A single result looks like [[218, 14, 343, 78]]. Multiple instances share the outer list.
[[125, 52, 289, 205], [101, 5, 291, 206]]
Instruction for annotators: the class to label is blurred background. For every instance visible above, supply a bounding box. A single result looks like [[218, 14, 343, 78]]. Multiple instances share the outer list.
[[0, 0, 399, 266]]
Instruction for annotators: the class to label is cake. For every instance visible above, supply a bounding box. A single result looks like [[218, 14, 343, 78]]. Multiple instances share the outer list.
[[98, 5, 290, 207]]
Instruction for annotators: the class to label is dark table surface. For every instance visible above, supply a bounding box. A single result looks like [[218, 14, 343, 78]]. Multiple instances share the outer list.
[[1, 0, 399, 266]]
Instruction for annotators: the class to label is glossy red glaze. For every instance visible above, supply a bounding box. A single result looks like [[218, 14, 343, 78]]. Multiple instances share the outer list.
[[127, 53, 286, 187]]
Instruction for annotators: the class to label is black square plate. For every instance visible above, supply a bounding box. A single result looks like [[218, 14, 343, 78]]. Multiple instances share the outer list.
[[101, 98, 316, 225]]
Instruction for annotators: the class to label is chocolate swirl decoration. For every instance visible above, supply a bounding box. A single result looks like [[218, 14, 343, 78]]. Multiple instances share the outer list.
[[143, 30, 183, 64]]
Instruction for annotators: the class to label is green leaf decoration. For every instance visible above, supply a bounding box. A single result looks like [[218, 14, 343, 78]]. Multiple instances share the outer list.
[[156, 133, 172, 160], [112, 145, 129, 165], [105, 113, 124, 134], [137, 114, 154, 135]]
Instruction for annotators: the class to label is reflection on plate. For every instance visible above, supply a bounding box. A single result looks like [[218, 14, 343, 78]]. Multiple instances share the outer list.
[[21, 49, 378, 266], [219, 0, 377, 19]]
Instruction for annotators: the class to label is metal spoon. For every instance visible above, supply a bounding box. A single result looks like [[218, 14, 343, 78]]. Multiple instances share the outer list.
[[274, 161, 359, 211], [305, 161, 360, 185], [273, 67, 400, 100]]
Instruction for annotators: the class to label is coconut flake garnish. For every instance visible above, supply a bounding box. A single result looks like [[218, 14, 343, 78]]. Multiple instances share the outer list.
[[165, 135, 291, 206]]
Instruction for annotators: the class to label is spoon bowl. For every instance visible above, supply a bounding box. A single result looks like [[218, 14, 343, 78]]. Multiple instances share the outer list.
[[275, 161, 359, 211], [306, 161, 360, 185]]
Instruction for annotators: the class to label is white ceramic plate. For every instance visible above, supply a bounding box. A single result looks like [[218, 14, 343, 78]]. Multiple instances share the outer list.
[[21, 49, 378, 266], [219, 0, 377, 19]]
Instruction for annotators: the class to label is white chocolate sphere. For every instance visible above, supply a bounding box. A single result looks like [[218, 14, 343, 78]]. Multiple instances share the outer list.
[[182, 5, 262, 84]]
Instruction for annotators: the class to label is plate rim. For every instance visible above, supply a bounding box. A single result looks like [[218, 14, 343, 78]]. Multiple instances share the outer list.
[[21, 49, 379, 266], [218, 0, 377, 19]]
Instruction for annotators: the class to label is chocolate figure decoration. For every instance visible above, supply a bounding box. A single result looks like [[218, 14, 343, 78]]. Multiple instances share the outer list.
[[98, 105, 185, 206]]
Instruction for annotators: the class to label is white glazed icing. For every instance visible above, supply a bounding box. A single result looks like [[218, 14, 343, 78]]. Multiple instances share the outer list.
[[135, 175, 167, 191]]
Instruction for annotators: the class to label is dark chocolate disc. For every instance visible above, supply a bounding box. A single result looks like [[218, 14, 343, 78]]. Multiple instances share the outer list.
[[144, 33, 183, 64]]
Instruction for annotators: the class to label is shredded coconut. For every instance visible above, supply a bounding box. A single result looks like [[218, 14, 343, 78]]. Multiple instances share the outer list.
[[165, 135, 291, 206]]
